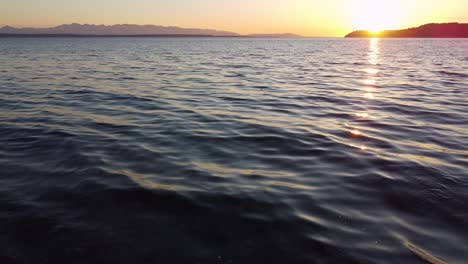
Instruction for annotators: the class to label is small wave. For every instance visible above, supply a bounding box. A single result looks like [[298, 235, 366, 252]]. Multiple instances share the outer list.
[[0, 37, 466, 264], [435, 70, 468, 78]]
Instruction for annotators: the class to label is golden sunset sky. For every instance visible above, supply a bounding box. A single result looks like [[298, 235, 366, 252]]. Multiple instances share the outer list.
[[1, 0, 467, 36]]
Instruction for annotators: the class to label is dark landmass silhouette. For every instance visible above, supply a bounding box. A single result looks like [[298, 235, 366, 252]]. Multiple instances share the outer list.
[[346, 23, 468, 38], [0, 23, 302, 38]]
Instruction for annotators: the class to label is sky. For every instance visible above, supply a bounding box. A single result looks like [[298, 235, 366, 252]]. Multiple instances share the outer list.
[[1, 0, 467, 36]]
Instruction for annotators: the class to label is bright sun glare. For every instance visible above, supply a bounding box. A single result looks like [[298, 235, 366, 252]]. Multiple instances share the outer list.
[[353, 0, 403, 32]]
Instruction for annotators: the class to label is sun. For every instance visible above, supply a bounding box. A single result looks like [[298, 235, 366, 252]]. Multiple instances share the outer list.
[[353, 0, 403, 32]]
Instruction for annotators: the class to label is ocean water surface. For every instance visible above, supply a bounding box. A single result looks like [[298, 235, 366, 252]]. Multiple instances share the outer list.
[[0, 37, 467, 264]]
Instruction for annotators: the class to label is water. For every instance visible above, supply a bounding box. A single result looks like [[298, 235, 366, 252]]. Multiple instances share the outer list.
[[0, 37, 467, 264]]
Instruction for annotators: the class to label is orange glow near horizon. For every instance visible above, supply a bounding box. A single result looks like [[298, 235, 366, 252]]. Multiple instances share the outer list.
[[0, 0, 467, 36]]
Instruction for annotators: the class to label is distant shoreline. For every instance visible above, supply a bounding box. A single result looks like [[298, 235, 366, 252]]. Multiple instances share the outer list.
[[0, 34, 310, 38], [0, 34, 241, 38], [346, 23, 468, 38], [0, 24, 303, 38]]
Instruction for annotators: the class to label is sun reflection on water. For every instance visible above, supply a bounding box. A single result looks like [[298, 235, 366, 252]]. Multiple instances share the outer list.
[[351, 38, 381, 151], [362, 79, 376, 85], [369, 38, 380, 65], [364, 68, 379, 75], [351, 129, 362, 136], [363, 38, 380, 103], [355, 112, 369, 118]]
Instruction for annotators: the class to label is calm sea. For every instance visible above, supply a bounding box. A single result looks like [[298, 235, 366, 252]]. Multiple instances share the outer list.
[[0, 38, 467, 264]]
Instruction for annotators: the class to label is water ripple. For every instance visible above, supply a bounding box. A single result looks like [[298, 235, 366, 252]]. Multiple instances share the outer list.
[[0, 37, 467, 264]]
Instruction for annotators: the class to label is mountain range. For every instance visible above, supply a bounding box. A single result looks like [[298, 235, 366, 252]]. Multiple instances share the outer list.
[[0, 23, 301, 37], [346, 23, 468, 38]]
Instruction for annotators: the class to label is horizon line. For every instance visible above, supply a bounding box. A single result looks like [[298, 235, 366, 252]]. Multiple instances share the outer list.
[[1, 22, 466, 38], [0, 23, 310, 37]]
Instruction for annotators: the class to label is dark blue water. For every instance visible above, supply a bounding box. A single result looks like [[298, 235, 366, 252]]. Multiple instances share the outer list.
[[0, 37, 467, 264]]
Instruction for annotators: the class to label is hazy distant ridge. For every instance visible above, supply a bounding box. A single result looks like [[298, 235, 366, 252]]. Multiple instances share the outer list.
[[0, 23, 303, 37], [346, 23, 468, 38], [0, 23, 240, 36]]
